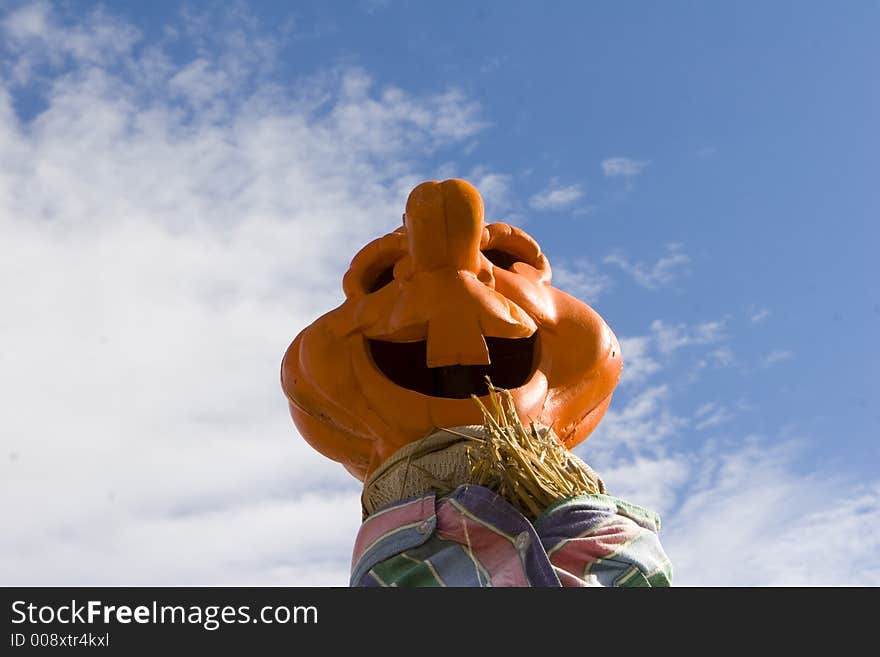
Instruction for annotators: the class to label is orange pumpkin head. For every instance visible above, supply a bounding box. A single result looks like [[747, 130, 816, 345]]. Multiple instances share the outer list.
[[281, 179, 622, 481]]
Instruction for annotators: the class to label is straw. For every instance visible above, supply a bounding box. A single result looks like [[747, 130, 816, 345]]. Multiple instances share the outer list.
[[455, 379, 605, 519]]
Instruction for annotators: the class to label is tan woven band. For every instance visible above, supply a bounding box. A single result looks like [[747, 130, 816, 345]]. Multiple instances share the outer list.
[[361, 425, 605, 519]]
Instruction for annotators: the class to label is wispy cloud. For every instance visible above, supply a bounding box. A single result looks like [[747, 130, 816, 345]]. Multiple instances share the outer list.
[[591, 385, 686, 455], [550, 258, 611, 304], [584, 378, 691, 518], [666, 442, 880, 586], [0, 3, 484, 585], [650, 319, 726, 355], [694, 402, 734, 431], [584, 321, 880, 587], [479, 55, 507, 75], [601, 157, 649, 178], [762, 349, 794, 367], [707, 346, 735, 367], [529, 181, 584, 210], [596, 422, 880, 586], [1, 2, 141, 83], [359, 0, 392, 14], [617, 336, 661, 386], [604, 243, 690, 289], [750, 308, 771, 324], [599, 456, 690, 520], [467, 167, 513, 217], [612, 317, 729, 392]]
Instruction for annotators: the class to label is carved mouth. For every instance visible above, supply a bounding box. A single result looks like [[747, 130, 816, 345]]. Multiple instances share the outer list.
[[368, 333, 538, 399]]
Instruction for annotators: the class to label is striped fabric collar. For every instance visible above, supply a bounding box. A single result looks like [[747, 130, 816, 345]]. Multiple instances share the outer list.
[[351, 485, 560, 587]]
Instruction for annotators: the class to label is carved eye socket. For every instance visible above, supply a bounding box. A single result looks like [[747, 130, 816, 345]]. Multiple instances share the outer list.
[[367, 264, 396, 293], [482, 249, 521, 271]]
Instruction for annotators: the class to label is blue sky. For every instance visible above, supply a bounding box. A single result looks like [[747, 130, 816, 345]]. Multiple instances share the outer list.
[[0, 1, 877, 586]]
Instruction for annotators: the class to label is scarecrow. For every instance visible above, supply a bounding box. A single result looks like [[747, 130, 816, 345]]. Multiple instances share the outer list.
[[281, 179, 672, 587]]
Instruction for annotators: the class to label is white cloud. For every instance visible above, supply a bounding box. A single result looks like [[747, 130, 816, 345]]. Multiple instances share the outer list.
[[617, 336, 660, 386], [359, 0, 392, 14], [590, 385, 686, 452], [467, 167, 513, 217], [665, 440, 880, 586], [650, 319, 726, 355], [601, 157, 649, 178], [612, 325, 728, 389], [568, 304, 878, 586], [0, 4, 485, 585], [529, 182, 584, 210], [1, 2, 141, 83], [550, 258, 611, 304], [479, 55, 507, 75], [604, 243, 690, 289], [708, 346, 735, 367], [578, 310, 877, 589], [693, 402, 734, 431], [587, 383, 880, 586], [599, 456, 690, 518], [4, 490, 363, 585], [580, 383, 689, 519], [750, 308, 771, 324], [762, 349, 794, 367], [577, 308, 880, 586]]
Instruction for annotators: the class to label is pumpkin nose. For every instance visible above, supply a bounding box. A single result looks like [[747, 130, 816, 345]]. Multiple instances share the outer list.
[[403, 179, 488, 367], [400, 179, 536, 368], [404, 179, 484, 274]]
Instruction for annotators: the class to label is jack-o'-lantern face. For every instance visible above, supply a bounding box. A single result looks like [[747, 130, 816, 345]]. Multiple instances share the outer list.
[[281, 179, 622, 481]]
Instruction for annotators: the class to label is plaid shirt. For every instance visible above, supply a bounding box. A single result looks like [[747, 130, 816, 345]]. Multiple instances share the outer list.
[[350, 484, 672, 587]]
